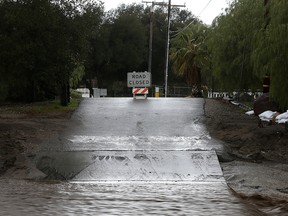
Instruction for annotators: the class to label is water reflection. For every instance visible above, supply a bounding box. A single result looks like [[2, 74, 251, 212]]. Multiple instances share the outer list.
[[0, 179, 263, 216]]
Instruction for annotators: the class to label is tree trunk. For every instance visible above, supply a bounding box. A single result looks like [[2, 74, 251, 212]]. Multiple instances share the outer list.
[[60, 82, 69, 106]]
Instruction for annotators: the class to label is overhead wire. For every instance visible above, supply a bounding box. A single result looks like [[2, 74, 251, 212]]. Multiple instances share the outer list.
[[172, 0, 213, 37], [198, 0, 213, 17]]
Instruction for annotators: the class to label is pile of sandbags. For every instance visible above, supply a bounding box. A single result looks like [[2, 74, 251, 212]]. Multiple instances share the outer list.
[[249, 110, 288, 124], [276, 111, 288, 124], [258, 110, 278, 122]]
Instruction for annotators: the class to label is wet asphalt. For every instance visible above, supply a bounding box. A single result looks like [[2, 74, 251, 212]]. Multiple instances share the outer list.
[[37, 97, 225, 181]]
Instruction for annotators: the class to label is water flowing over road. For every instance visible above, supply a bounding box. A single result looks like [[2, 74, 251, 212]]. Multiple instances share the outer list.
[[0, 98, 264, 215]]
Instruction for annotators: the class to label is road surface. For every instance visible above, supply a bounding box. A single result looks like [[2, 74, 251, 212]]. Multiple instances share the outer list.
[[28, 98, 263, 215], [37, 97, 224, 181]]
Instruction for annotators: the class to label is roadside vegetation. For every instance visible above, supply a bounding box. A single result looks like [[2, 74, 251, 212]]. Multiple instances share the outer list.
[[0, 90, 81, 115], [0, 0, 287, 109]]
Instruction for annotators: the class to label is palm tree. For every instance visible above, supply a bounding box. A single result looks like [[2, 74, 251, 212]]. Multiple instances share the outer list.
[[170, 23, 208, 96]]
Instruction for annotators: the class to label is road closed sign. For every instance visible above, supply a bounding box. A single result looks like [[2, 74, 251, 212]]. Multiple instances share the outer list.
[[127, 71, 151, 87]]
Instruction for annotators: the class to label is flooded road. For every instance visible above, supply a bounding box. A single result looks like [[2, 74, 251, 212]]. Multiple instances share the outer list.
[[0, 98, 270, 215], [0, 180, 262, 216]]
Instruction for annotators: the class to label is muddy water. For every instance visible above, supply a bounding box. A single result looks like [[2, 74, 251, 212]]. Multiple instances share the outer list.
[[0, 179, 264, 216], [0, 98, 283, 215]]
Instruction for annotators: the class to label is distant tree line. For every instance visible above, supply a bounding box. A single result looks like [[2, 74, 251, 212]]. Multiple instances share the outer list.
[[0, 0, 287, 109], [171, 0, 288, 109], [209, 0, 288, 109], [0, 0, 196, 104]]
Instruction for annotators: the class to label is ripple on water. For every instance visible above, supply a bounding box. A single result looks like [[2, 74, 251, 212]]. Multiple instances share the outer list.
[[0, 179, 265, 216]]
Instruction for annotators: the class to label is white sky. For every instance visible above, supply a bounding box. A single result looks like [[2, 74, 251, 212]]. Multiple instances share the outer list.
[[103, 0, 230, 24]]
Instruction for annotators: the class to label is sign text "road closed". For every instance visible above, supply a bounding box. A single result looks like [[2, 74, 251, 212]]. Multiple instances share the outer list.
[[127, 71, 151, 87]]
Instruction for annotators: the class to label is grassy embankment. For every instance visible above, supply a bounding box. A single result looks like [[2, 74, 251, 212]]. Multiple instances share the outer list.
[[0, 90, 82, 116]]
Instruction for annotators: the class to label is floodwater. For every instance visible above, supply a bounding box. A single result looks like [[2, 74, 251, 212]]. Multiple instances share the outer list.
[[0, 179, 263, 216], [1, 98, 286, 215]]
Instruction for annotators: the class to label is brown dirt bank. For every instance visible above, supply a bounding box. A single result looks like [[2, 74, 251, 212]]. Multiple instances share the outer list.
[[0, 112, 71, 178], [203, 98, 288, 163], [204, 98, 288, 211]]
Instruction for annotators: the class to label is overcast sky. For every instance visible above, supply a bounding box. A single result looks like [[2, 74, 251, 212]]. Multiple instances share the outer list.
[[103, 0, 230, 24]]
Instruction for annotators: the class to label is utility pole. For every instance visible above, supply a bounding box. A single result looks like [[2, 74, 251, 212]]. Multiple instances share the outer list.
[[142, 1, 155, 73], [163, 1, 185, 97], [164, 0, 171, 97], [148, 4, 154, 73], [143, 1, 185, 97], [142, 1, 168, 74]]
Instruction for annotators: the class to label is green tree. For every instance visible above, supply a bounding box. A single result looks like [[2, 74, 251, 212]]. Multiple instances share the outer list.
[[0, 0, 104, 104], [0, 0, 71, 103], [74, 1, 106, 85], [101, 4, 200, 90], [253, 0, 288, 109], [109, 13, 147, 78], [170, 23, 208, 95], [101, 4, 148, 95], [208, 0, 263, 93]]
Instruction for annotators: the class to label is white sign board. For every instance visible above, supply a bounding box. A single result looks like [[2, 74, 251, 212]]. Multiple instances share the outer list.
[[127, 72, 151, 87], [100, 89, 107, 96], [93, 88, 107, 97]]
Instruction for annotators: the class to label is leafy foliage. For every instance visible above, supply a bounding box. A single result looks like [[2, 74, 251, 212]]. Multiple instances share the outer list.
[[207, 0, 263, 92], [170, 23, 208, 87], [253, 0, 288, 109], [1, 0, 287, 108], [0, 0, 104, 104], [109, 13, 147, 78]]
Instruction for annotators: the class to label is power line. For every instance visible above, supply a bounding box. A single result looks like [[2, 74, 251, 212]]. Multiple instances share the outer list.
[[198, 0, 213, 17], [173, 0, 214, 37]]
